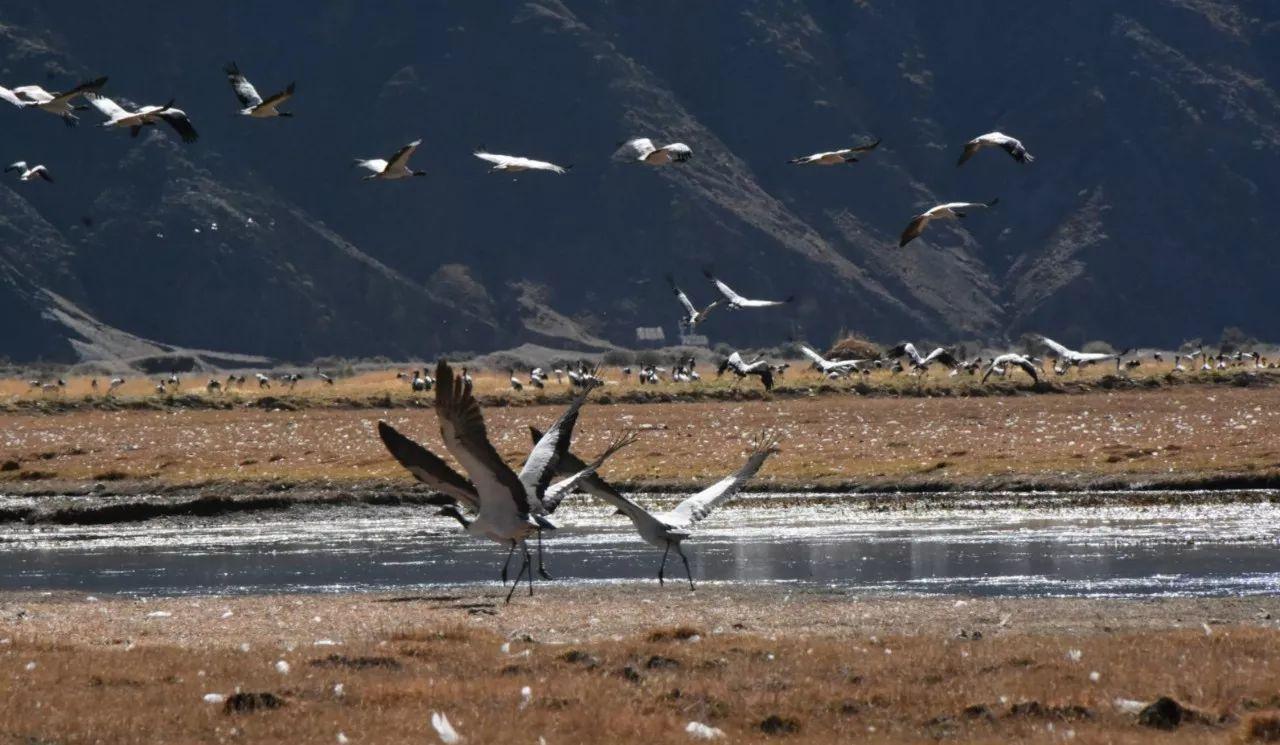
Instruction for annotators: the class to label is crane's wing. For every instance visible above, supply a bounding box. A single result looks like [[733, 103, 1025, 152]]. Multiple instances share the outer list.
[[1039, 337, 1073, 357], [666, 432, 779, 527], [258, 82, 295, 110], [924, 348, 959, 368], [0, 85, 26, 108], [157, 107, 198, 143], [434, 359, 530, 519], [667, 274, 697, 316], [703, 270, 747, 304], [613, 137, 655, 162], [899, 214, 930, 246], [518, 378, 598, 507], [541, 431, 637, 511], [388, 139, 421, 171], [531, 426, 668, 532], [32, 166, 53, 183], [658, 143, 693, 162], [473, 151, 510, 167], [1013, 358, 1039, 382], [849, 136, 881, 154], [1000, 139, 1033, 163], [50, 76, 107, 104], [735, 295, 791, 308], [957, 141, 982, 167], [799, 346, 827, 366], [377, 421, 479, 509], [10, 85, 52, 103], [224, 62, 263, 108], [84, 92, 128, 120]]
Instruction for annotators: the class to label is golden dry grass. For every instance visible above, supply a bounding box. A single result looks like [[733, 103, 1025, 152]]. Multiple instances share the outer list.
[[1, 590, 1277, 744], [3, 383, 1280, 493]]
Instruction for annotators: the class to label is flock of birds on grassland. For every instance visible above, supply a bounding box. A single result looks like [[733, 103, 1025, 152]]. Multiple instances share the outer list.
[[4, 65, 1029, 249]]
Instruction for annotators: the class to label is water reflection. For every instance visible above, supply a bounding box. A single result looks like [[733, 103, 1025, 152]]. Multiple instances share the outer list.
[[0, 496, 1277, 597]]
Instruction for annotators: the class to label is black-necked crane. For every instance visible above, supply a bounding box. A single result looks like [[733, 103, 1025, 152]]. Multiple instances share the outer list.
[[3, 76, 107, 127], [224, 62, 294, 118], [982, 354, 1040, 384], [473, 150, 570, 175], [957, 131, 1034, 167], [704, 270, 793, 310], [534, 428, 780, 589], [255, 372, 271, 388], [899, 199, 998, 247], [799, 345, 863, 377], [886, 342, 959, 373], [106, 377, 125, 396], [788, 137, 881, 165], [84, 92, 198, 143], [509, 371, 524, 391], [718, 351, 775, 391], [379, 361, 633, 601], [4, 162, 52, 183], [206, 378, 222, 393], [353, 139, 424, 180], [668, 274, 721, 331], [1038, 337, 1129, 371], [613, 137, 692, 165]]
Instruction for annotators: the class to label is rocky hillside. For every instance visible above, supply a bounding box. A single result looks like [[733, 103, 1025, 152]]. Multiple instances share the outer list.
[[1, 1, 1277, 364]]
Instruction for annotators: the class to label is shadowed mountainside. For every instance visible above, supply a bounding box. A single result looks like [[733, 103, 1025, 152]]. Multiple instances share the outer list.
[[1, 1, 1277, 363]]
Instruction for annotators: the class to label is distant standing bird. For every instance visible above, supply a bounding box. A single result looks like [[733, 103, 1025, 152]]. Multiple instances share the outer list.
[[982, 354, 1040, 384], [613, 137, 692, 165], [668, 274, 721, 331], [106, 377, 125, 395], [4, 162, 53, 183], [704, 270, 793, 309], [224, 62, 295, 118], [354, 139, 424, 180], [788, 137, 881, 165], [957, 131, 1034, 167], [898, 199, 999, 247], [3, 76, 107, 127], [255, 373, 271, 389], [84, 92, 199, 143], [473, 150, 570, 174]]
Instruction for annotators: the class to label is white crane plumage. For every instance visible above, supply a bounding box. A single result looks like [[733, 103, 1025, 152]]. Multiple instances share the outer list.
[[717, 351, 774, 391], [787, 137, 881, 165], [886, 342, 960, 371], [1039, 337, 1130, 370], [982, 354, 1040, 384], [473, 150, 569, 174], [353, 139, 425, 180], [799, 346, 863, 377], [224, 62, 294, 118], [2, 76, 107, 127], [534, 428, 780, 589], [4, 162, 53, 183], [898, 199, 999, 247], [83, 92, 199, 143], [668, 274, 721, 331], [957, 131, 1034, 167], [613, 137, 692, 165], [703, 270, 793, 309]]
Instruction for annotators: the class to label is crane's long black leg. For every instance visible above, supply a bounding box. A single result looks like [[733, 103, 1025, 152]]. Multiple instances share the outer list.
[[525, 542, 535, 596], [506, 547, 530, 604], [501, 540, 519, 585], [676, 544, 695, 591], [658, 541, 671, 587], [536, 529, 554, 580]]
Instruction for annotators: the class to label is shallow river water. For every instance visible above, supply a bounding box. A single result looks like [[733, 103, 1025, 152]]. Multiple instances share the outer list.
[[0, 493, 1277, 598]]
